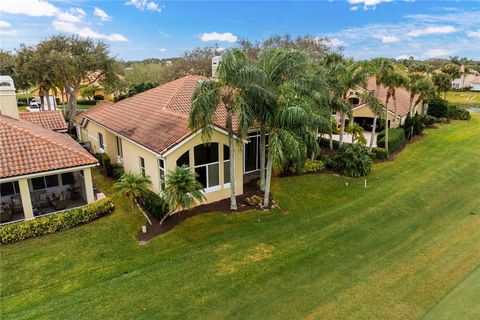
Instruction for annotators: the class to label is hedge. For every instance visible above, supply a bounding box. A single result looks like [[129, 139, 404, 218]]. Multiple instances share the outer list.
[[138, 191, 168, 220], [304, 160, 325, 173], [377, 128, 406, 153], [0, 198, 113, 244], [76, 99, 97, 106], [372, 147, 389, 160]]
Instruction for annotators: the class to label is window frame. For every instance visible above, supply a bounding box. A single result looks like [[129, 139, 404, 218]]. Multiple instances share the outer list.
[[193, 143, 220, 193], [98, 132, 105, 150], [116, 136, 123, 157], [139, 157, 146, 177], [31, 174, 59, 191], [0, 181, 20, 196], [223, 144, 231, 188], [243, 131, 268, 174], [158, 158, 166, 191]]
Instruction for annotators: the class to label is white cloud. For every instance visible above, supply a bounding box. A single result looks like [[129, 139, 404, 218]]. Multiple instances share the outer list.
[[407, 25, 458, 37], [94, 7, 112, 22], [0, 21, 11, 28], [125, 0, 162, 12], [58, 12, 82, 23], [329, 38, 344, 47], [396, 54, 415, 60], [381, 35, 400, 43], [0, 29, 18, 36], [0, 0, 58, 16], [72, 8, 86, 17], [158, 48, 166, 52], [52, 21, 127, 42], [405, 11, 480, 27], [424, 49, 453, 58], [467, 30, 480, 39], [350, 6, 359, 11], [201, 32, 237, 43], [348, 0, 392, 10]]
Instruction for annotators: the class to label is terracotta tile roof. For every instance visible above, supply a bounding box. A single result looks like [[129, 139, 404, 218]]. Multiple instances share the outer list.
[[75, 75, 237, 155], [19, 111, 68, 132], [0, 116, 98, 179], [364, 76, 419, 117], [74, 101, 114, 125], [471, 76, 480, 84]]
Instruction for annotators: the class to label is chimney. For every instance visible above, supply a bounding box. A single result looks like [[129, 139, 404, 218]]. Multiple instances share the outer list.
[[0, 76, 19, 119], [211, 56, 222, 78]]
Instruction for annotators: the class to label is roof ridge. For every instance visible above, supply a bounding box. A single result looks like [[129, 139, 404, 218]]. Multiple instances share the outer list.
[[162, 75, 204, 112]]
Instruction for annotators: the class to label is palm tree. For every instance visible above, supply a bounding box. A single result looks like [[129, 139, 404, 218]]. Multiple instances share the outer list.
[[263, 83, 317, 207], [160, 165, 206, 225], [346, 123, 367, 145], [389, 69, 408, 126], [190, 49, 254, 210], [113, 172, 151, 212]]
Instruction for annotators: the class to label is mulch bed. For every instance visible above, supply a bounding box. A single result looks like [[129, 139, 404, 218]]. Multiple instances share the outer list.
[[137, 179, 272, 242]]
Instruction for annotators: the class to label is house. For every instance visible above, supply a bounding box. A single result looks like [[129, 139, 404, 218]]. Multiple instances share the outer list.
[[471, 76, 480, 92], [451, 66, 480, 90], [19, 110, 68, 133], [342, 76, 426, 132], [0, 76, 99, 224], [74, 75, 265, 204]]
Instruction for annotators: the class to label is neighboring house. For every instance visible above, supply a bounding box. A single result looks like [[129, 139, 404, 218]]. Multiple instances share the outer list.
[[19, 110, 68, 133], [471, 76, 480, 92], [339, 76, 426, 132], [451, 66, 479, 90], [75, 75, 264, 205], [0, 76, 99, 224]]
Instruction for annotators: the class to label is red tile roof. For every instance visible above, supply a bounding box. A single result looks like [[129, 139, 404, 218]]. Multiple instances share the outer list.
[[19, 111, 68, 132], [75, 75, 237, 155], [0, 116, 98, 179], [364, 76, 419, 117]]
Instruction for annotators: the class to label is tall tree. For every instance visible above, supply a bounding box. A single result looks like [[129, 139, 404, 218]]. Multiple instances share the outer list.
[[32, 35, 119, 126], [359, 91, 384, 151], [432, 72, 451, 99], [190, 49, 255, 210]]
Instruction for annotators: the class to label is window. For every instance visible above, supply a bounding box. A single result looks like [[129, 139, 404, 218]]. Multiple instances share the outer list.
[[223, 145, 230, 185], [61, 172, 75, 185], [194, 143, 220, 190], [116, 136, 123, 157], [31, 175, 59, 191], [1, 181, 19, 196], [158, 159, 166, 191], [176, 151, 190, 167], [139, 157, 146, 176], [98, 132, 104, 150], [244, 132, 268, 173]]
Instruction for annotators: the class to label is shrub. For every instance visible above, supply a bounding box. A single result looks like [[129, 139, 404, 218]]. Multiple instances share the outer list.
[[403, 114, 426, 140], [318, 137, 339, 150], [94, 153, 114, 177], [76, 99, 97, 106], [93, 95, 105, 100], [112, 165, 125, 180], [421, 114, 437, 126], [138, 191, 168, 220], [447, 105, 471, 120], [304, 160, 325, 173], [377, 127, 406, 153], [372, 147, 389, 160], [0, 198, 113, 244], [334, 143, 373, 177], [427, 96, 448, 118]]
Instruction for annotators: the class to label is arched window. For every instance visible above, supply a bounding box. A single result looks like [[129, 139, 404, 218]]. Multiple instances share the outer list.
[[176, 151, 190, 167], [194, 143, 219, 190], [349, 97, 360, 106]]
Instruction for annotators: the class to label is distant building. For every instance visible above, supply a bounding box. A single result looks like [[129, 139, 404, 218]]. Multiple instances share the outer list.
[[451, 65, 479, 90]]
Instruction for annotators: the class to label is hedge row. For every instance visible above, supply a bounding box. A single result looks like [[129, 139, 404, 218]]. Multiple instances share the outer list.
[[0, 198, 113, 244], [377, 128, 406, 153]]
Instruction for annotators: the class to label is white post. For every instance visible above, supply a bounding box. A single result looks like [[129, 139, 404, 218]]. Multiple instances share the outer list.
[[18, 179, 34, 220], [83, 168, 95, 203]]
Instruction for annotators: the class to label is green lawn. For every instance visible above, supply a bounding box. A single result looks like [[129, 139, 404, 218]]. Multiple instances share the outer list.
[[446, 91, 480, 108], [1, 116, 479, 320]]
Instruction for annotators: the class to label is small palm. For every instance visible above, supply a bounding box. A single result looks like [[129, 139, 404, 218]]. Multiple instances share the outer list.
[[113, 172, 151, 211], [163, 165, 206, 213]]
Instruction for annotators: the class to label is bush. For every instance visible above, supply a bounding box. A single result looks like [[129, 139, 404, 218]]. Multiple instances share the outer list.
[[372, 147, 389, 160], [0, 198, 113, 244], [112, 165, 125, 180], [334, 143, 373, 177], [138, 191, 169, 220], [447, 105, 471, 120], [318, 137, 339, 150], [304, 160, 325, 173], [76, 99, 97, 106], [403, 114, 426, 140], [94, 153, 114, 177], [427, 96, 448, 118], [421, 115, 437, 126], [377, 127, 406, 153], [93, 95, 105, 100]]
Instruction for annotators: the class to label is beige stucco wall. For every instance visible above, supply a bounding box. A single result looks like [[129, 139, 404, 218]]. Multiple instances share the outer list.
[[164, 130, 244, 204], [0, 91, 19, 119], [352, 105, 398, 127], [77, 120, 244, 204]]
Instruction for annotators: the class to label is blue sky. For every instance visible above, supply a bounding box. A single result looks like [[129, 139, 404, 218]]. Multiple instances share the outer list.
[[1, 0, 479, 61]]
